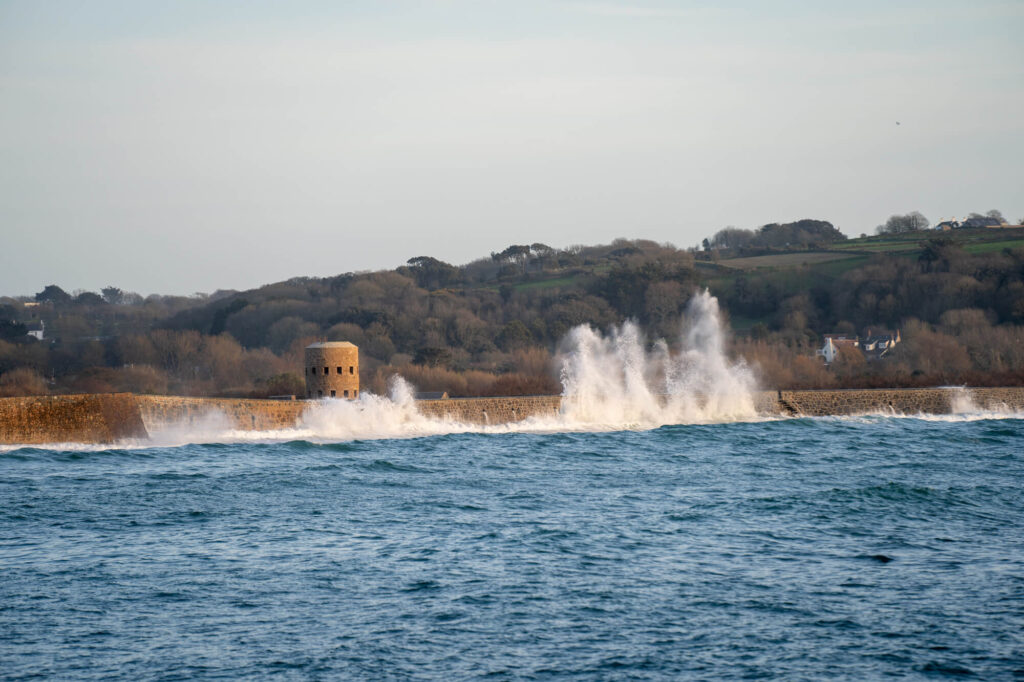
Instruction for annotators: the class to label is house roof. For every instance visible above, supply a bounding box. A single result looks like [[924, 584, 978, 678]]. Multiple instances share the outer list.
[[415, 391, 449, 400], [862, 328, 898, 340]]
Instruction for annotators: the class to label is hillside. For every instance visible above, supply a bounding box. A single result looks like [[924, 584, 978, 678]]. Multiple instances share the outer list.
[[3, 227, 1024, 397]]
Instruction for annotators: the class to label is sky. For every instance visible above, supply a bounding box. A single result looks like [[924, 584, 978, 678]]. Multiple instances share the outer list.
[[1, 0, 1022, 297]]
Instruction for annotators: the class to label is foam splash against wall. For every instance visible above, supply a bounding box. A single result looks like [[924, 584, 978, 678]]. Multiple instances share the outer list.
[[298, 289, 758, 439], [117, 291, 759, 447], [146, 410, 236, 447], [297, 376, 474, 440], [938, 386, 1020, 420], [950, 387, 979, 414], [151, 376, 475, 445], [556, 290, 758, 428]]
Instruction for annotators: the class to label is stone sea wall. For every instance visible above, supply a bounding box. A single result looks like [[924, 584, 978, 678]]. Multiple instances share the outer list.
[[775, 387, 1024, 416], [2, 388, 1024, 444], [0, 393, 147, 444], [136, 395, 308, 433], [417, 396, 562, 424], [967, 387, 1024, 410]]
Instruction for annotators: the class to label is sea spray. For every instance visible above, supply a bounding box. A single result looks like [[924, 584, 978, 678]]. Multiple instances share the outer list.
[[942, 386, 1019, 419], [26, 291, 762, 451], [146, 409, 236, 447], [300, 290, 759, 436], [669, 290, 759, 420], [950, 386, 978, 414], [121, 292, 763, 446], [297, 376, 466, 440], [133, 377, 467, 447], [557, 290, 757, 427]]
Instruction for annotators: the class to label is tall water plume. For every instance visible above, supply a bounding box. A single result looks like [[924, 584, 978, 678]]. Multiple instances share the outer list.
[[297, 375, 461, 440], [131, 291, 760, 447], [557, 290, 758, 427]]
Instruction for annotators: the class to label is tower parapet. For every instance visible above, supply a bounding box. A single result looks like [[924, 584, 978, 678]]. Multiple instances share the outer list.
[[304, 342, 359, 399]]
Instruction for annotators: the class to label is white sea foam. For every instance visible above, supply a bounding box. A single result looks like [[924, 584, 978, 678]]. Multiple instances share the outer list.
[[948, 386, 976, 414], [130, 290, 761, 446], [818, 410, 1024, 425], [295, 376, 476, 440], [145, 409, 236, 447], [554, 290, 758, 428], [0, 291, 754, 451], [140, 376, 476, 447], [4, 291, 1020, 452]]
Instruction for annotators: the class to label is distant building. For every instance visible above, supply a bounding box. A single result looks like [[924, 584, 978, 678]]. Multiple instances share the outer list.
[[816, 334, 859, 364], [816, 329, 901, 364], [961, 216, 1003, 229], [304, 341, 359, 399], [935, 217, 1022, 231], [26, 320, 44, 341], [861, 328, 901, 360]]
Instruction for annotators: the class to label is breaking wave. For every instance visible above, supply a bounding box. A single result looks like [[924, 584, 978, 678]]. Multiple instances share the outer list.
[[131, 291, 760, 446], [556, 290, 757, 427], [10, 290, 1017, 452]]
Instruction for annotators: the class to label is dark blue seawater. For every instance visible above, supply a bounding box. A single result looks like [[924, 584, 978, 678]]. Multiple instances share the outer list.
[[2, 416, 1023, 680]]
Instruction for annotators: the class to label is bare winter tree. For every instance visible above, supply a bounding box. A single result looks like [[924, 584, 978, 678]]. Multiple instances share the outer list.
[[876, 211, 929, 234], [985, 209, 1005, 224]]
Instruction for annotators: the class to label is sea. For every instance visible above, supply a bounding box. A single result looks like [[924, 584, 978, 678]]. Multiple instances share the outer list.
[[2, 295, 1022, 679], [2, 414, 1023, 680]]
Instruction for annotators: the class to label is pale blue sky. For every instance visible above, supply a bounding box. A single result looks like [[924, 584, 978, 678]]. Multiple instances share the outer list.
[[2, 1, 1022, 296]]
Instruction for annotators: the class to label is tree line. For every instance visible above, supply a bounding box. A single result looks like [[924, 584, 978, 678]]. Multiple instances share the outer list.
[[2, 223, 1024, 397]]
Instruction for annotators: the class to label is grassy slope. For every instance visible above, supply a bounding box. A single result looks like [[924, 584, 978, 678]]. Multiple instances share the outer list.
[[713, 227, 1024, 268], [713, 251, 857, 270], [962, 238, 1024, 254], [695, 228, 1024, 328], [466, 229, 1023, 330]]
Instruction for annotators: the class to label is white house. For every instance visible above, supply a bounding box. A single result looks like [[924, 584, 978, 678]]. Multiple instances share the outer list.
[[816, 334, 858, 364], [26, 320, 44, 341]]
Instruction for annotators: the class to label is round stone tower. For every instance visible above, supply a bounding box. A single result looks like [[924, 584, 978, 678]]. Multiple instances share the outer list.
[[304, 342, 359, 399]]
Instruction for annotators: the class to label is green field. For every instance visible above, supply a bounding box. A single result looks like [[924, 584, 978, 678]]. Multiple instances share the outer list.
[[513, 275, 582, 291], [831, 228, 1024, 255], [962, 239, 1024, 255], [716, 251, 860, 270], [489, 231, 1024, 301], [852, 242, 921, 253], [830, 240, 921, 253], [698, 253, 874, 328], [812, 255, 871, 277]]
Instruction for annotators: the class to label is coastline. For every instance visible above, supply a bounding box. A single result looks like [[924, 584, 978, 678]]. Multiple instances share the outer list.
[[2, 387, 1023, 445]]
